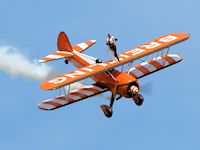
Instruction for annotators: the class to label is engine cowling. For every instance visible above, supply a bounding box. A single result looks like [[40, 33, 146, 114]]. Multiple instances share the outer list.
[[115, 73, 140, 98]]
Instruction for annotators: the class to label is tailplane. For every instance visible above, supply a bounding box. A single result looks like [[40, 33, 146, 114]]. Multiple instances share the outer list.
[[57, 31, 96, 53], [39, 31, 96, 63]]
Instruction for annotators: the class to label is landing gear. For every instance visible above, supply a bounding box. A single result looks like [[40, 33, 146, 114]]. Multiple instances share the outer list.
[[100, 105, 113, 118], [133, 94, 144, 106], [65, 60, 68, 64], [116, 95, 122, 101], [101, 93, 116, 118]]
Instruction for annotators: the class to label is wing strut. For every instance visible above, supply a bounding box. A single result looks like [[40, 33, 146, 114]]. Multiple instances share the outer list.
[[120, 64, 124, 72], [67, 84, 71, 94], [162, 47, 170, 66], [106, 71, 117, 81], [54, 86, 67, 98], [127, 60, 134, 75]]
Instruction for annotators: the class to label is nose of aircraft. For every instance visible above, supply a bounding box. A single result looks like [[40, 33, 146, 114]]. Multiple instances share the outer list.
[[130, 85, 139, 94]]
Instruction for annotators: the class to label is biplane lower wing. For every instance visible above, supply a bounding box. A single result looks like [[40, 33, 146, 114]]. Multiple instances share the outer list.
[[40, 33, 189, 90], [38, 84, 107, 110], [127, 54, 183, 79]]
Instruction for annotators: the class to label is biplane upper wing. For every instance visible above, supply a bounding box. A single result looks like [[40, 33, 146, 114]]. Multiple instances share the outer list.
[[38, 84, 107, 110], [40, 33, 189, 90]]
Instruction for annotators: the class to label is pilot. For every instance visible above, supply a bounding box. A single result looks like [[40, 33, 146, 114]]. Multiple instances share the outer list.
[[106, 33, 120, 62]]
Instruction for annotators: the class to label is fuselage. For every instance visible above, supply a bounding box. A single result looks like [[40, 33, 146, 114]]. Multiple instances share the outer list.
[[67, 50, 139, 97]]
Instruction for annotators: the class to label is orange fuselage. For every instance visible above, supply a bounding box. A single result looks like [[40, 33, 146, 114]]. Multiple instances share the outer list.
[[69, 52, 140, 98]]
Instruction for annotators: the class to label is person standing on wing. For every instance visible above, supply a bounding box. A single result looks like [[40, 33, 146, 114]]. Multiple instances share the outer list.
[[106, 33, 120, 62]]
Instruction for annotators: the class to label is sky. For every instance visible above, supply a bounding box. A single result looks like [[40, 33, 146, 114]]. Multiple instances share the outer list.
[[0, 0, 200, 150]]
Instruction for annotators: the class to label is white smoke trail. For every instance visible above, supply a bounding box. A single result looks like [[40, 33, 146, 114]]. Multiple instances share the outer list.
[[0, 45, 89, 93], [0, 46, 59, 82]]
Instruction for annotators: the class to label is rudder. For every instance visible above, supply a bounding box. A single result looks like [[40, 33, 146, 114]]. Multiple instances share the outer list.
[[57, 32, 73, 52]]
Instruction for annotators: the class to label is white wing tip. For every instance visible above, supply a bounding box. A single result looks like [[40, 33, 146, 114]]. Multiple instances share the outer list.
[[37, 103, 54, 110], [38, 59, 46, 63], [91, 40, 96, 43], [167, 54, 183, 61]]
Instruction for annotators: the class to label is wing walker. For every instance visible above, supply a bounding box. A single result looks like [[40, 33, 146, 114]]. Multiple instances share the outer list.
[[38, 32, 190, 118]]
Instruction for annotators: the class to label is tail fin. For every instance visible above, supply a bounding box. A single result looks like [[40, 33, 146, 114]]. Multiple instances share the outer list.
[[57, 32, 73, 52], [39, 32, 96, 63]]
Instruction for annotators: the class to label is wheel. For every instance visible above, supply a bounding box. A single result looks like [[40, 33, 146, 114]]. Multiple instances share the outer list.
[[133, 94, 144, 106], [65, 60, 68, 64], [100, 105, 113, 118]]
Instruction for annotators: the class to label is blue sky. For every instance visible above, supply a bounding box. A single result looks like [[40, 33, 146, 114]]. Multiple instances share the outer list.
[[0, 0, 200, 150]]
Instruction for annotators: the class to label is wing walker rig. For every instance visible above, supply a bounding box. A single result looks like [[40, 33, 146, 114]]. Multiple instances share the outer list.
[[38, 32, 190, 118]]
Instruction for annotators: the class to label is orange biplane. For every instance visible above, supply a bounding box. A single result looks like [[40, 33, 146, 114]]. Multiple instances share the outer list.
[[38, 32, 189, 118]]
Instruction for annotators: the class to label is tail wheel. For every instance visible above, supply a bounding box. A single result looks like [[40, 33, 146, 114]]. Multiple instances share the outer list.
[[100, 105, 113, 118], [133, 94, 144, 106]]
